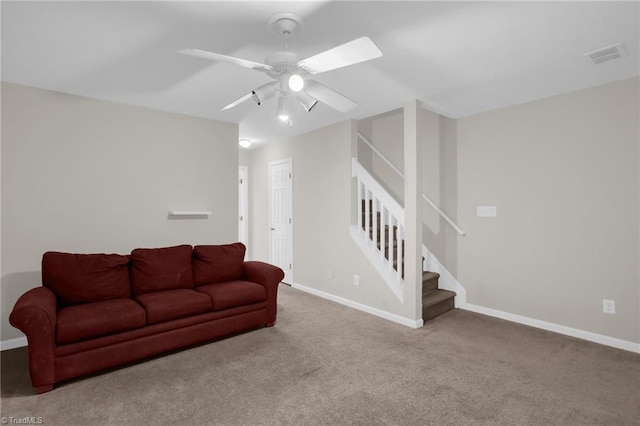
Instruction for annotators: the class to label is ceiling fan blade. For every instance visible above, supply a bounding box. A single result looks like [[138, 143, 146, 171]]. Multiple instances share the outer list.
[[179, 49, 272, 72], [305, 80, 357, 112], [297, 37, 382, 74], [220, 93, 252, 111]]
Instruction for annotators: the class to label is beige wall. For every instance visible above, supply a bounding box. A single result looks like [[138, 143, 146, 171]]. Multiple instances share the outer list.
[[1, 83, 239, 341], [419, 107, 443, 251], [244, 120, 407, 317], [358, 109, 405, 202], [5, 76, 634, 346], [356, 78, 638, 344], [456, 77, 639, 343], [438, 116, 460, 276]]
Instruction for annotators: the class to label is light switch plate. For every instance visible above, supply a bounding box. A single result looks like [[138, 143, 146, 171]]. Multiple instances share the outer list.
[[603, 299, 616, 314], [477, 206, 497, 217]]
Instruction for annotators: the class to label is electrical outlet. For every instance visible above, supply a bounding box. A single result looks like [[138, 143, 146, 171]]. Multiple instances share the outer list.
[[353, 275, 360, 286], [603, 299, 616, 314]]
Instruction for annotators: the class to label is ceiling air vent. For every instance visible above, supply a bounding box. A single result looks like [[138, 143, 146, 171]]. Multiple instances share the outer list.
[[584, 43, 627, 64]]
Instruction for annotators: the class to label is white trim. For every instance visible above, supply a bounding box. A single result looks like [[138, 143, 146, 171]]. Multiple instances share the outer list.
[[5, 303, 636, 353], [350, 225, 404, 301], [168, 210, 212, 216], [292, 282, 423, 329], [268, 158, 294, 284], [352, 158, 404, 222], [357, 133, 405, 180], [1, 336, 27, 351], [238, 166, 249, 253], [460, 302, 640, 354], [421, 245, 466, 307], [421, 193, 466, 236]]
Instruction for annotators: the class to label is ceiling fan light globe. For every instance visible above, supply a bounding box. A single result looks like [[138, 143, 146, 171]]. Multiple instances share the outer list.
[[276, 95, 292, 123], [288, 74, 304, 92]]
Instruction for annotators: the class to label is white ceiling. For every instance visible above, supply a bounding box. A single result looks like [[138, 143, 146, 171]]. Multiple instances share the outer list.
[[2, 1, 638, 148]]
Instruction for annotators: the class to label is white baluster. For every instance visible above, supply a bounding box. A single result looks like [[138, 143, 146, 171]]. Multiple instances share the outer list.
[[364, 188, 370, 238], [372, 197, 378, 253], [388, 215, 395, 272], [357, 178, 363, 233], [379, 206, 386, 261], [397, 225, 403, 282]]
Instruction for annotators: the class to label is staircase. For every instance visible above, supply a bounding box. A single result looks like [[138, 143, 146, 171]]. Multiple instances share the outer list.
[[421, 272, 456, 321], [361, 199, 456, 322]]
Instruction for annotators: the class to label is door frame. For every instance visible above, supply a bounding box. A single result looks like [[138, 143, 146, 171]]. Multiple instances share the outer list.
[[238, 166, 248, 257], [268, 158, 293, 284]]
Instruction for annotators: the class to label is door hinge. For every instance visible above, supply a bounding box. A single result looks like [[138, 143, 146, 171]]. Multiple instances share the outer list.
[[289, 218, 291, 224], [289, 172, 291, 179], [239, 215, 243, 221], [289, 263, 292, 269], [239, 178, 243, 184]]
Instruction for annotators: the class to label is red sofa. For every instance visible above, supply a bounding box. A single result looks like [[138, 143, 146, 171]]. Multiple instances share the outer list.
[[9, 243, 284, 394]]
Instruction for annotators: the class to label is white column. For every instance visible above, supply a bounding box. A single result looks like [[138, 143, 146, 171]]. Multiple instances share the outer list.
[[403, 100, 423, 324]]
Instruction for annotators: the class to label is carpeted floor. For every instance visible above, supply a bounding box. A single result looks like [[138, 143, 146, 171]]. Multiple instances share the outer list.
[[2, 284, 639, 425]]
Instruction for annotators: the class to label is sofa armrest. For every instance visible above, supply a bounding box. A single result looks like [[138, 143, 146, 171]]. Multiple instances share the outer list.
[[242, 261, 284, 326], [9, 286, 57, 393]]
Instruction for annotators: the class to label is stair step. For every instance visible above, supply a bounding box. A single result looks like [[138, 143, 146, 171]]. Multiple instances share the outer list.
[[422, 289, 456, 322], [360, 200, 449, 317], [423, 288, 455, 305], [422, 271, 440, 292]]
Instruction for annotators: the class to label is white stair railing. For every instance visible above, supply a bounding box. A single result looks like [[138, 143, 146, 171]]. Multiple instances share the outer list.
[[351, 133, 468, 306], [351, 158, 405, 301], [357, 132, 466, 236]]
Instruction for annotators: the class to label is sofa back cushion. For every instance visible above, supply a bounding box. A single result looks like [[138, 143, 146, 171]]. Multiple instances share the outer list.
[[193, 243, 246, 286], [130, 245, 194, 296], [42, 252, 131, 306]]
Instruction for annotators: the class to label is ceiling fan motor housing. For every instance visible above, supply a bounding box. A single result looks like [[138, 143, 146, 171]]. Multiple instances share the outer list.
[[265, 51, 300, 78]]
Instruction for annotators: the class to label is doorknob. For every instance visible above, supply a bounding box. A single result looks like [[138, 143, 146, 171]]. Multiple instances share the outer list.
[[270, 227, 275, 231]]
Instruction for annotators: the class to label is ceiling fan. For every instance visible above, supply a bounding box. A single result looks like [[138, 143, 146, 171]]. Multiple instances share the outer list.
[[179, 12, 383, 125]]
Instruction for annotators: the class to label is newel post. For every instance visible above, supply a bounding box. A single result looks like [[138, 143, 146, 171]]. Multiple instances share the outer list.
[[403, 100, 423, 325]]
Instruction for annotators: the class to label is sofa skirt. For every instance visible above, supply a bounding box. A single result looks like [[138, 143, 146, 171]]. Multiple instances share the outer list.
[[54, 307, 268, 383]]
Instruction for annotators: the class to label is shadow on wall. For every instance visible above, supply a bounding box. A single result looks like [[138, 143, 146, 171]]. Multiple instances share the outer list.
[[422, 115, 459, 277], [1, 272, 41, 341]]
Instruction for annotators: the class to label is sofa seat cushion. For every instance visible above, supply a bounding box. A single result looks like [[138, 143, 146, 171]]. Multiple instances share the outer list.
[[43, 252, 131, 306], [57, 299, 146, 345], [130, 245, 194, 296], [196, 281, 266, 311], [193, 243, 246, 286], [135, 289, 213, 325]]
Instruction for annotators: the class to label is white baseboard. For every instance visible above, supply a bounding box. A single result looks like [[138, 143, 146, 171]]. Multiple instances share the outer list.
[[460, 303, 640, 354], [6, 299, 634, 354], [0, 336, 27, 351], [292, 283, 423, 329]]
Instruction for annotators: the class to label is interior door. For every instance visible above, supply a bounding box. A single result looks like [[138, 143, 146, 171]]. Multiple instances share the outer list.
[[269, 158, 293, 284], [238, 166, 248, 252]]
